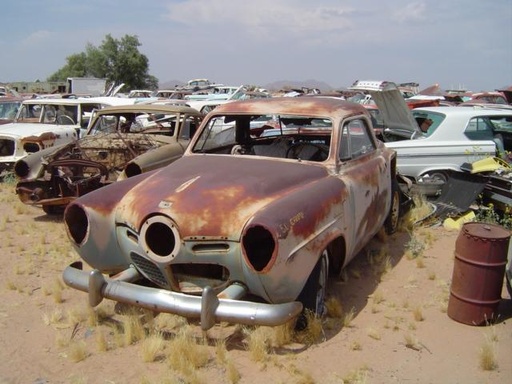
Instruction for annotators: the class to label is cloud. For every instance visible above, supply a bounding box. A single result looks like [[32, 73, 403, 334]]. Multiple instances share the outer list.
[[164, 0, 355, 39], [393, 2, 426, 23], [21, 30, 53, 46]]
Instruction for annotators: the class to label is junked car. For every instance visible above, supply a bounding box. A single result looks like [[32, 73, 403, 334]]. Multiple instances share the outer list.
[[62, 97, 403, 330], [349, 82, 512, 185], [383, 107, 512, 183], [14, 104, 203, 214], [0, 98, 119, 175]]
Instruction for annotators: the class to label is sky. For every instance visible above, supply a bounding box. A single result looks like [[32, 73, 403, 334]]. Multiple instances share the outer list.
[[1, 0, 511, 92]]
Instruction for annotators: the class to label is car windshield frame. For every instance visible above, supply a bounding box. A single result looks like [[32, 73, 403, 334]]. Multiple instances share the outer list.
[[192, 113, 334, 158]]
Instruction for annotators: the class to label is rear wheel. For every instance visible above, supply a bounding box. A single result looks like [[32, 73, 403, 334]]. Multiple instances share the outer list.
[[427, 171, 450, 184], [385, 179, 401, 234], [295, 250, 329, 330]]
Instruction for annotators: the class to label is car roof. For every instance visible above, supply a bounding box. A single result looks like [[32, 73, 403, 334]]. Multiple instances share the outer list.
[[211, 97, 369, 118], [94, 104, 204, 116], [21, 98, 108, 106], [412, 106, 512, 116]]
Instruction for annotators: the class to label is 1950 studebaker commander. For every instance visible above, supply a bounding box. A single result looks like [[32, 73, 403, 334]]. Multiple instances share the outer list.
[[63, 97, 403, 330]]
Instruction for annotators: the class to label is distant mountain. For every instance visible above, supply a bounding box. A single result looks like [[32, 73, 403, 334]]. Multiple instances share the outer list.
[[159, 80, 186, 89], [263, 79, 336, 92]]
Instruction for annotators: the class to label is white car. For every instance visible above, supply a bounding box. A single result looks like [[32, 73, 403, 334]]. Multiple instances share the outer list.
[[0, 97, 131, 175], [383, 107, 512, 183]]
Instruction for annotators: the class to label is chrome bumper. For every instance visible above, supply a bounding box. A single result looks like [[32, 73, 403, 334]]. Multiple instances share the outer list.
[[63, 262, 303, 331]]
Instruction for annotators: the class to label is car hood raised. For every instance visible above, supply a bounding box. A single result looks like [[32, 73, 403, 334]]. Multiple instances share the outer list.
[[366, 83, 422, 136], [115, 155, 329, 239]]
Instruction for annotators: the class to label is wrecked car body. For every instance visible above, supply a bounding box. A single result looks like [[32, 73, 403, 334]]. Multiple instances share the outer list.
[[0, 98, 115, 175], [15, 104, 203, 214], [62, 97, 402, 330], [384, 107, 512, 184], [349, 81, 512, 189]]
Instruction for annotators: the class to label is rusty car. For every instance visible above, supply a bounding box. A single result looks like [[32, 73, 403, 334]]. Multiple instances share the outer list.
[[14, 104, 203, 214], [0, 97, 122, 176], [62, 97, 402, 330]]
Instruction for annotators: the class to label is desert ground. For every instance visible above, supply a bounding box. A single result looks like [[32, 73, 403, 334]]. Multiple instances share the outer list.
[[0, 180, 510, 384]]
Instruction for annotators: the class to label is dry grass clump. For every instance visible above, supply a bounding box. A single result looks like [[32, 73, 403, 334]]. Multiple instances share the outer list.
[[404, 333, 421, 351], [325, 296, 343, 318], [342, 307, 356, 328], [244, 326, 271, 362], [404, 194, 434, 228], [479, 333, 498, 371], [294, 312, 324, 345], [141, 332, 166, 362], [342, 365, 370, 384], [367, 327, 381, 340], [42, 309, 65, 326], [286, 363, 315, 384], [68, 340, 88, 362], [412, 307, 425, 322], [166, 326, 211, 375], [95, 329, 109, 352], [404, 236, 425, 259], [120, 313, 146, 346]]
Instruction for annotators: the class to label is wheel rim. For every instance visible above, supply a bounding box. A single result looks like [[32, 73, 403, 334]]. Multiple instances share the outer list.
[[429, 172, 448, 183]]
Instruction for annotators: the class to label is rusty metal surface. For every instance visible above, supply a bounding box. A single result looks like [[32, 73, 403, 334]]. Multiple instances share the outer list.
[[448, 223, 511, 325], [15, 105, 203, 211], [63, 97, 398, 329]]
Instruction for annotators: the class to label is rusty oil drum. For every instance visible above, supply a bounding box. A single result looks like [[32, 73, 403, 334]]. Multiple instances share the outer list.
[[447, 222, 511, 325]]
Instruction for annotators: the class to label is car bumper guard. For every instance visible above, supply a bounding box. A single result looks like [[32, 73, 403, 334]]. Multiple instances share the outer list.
[[63, 261, 303, 331]]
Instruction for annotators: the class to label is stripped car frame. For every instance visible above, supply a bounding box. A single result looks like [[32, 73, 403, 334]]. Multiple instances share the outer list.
[[14, 104, 203, 214], [62, 97, 401, 330]]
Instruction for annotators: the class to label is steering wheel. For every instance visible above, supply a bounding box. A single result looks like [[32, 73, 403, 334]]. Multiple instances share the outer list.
[[56, 115, 75, 125], [285, 142, 329, 161]]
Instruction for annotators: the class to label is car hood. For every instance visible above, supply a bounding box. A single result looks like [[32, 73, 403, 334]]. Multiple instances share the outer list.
[[367, 83, 422, 136], [115, 155, 329, 239], [0, 122, 77, 138]]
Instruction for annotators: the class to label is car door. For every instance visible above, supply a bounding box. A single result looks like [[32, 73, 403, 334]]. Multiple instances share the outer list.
[[338, 117, 389, 255]]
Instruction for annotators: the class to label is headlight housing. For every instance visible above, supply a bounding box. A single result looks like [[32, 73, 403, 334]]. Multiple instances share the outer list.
[[242, 225, 276, 272], [65, 204, 89, 246]]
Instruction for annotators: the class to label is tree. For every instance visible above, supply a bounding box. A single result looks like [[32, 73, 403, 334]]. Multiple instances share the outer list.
[[47, 53, 87, 82], [47, 34, 158, 90]]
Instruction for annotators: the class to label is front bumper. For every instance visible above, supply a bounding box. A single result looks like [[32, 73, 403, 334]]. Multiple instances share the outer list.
[[63, 261, 303, 331]]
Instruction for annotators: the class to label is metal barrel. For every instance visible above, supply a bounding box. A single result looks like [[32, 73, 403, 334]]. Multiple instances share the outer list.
[[447, 222, 511, 326]]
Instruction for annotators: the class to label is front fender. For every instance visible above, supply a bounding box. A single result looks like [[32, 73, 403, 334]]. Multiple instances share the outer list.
[[64, 170, 157, 273], [14, 142, 70, 179], [119, 141, 187, 180], [241, 175, 348, 303]]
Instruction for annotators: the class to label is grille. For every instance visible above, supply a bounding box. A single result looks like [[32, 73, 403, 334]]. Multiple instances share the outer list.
[[131, 253, 169, 288]]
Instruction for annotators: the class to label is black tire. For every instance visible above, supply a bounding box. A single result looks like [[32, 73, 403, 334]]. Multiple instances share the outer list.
[[385, 178, 401, 235], [295, 250, 329, 330]]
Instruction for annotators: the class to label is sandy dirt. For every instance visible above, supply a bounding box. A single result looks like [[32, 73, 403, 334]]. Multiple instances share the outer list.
[[0, 181, 511, 384]]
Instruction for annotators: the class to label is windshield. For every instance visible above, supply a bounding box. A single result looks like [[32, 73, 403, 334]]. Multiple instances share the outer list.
[[0, 100, 21, 121], [192, 114, 333, 162], [88, 111, 200, 140]]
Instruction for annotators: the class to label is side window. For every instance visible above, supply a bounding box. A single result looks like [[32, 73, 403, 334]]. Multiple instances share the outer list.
[[464, 117, 494, 140], [339, 118, 375, 160]]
